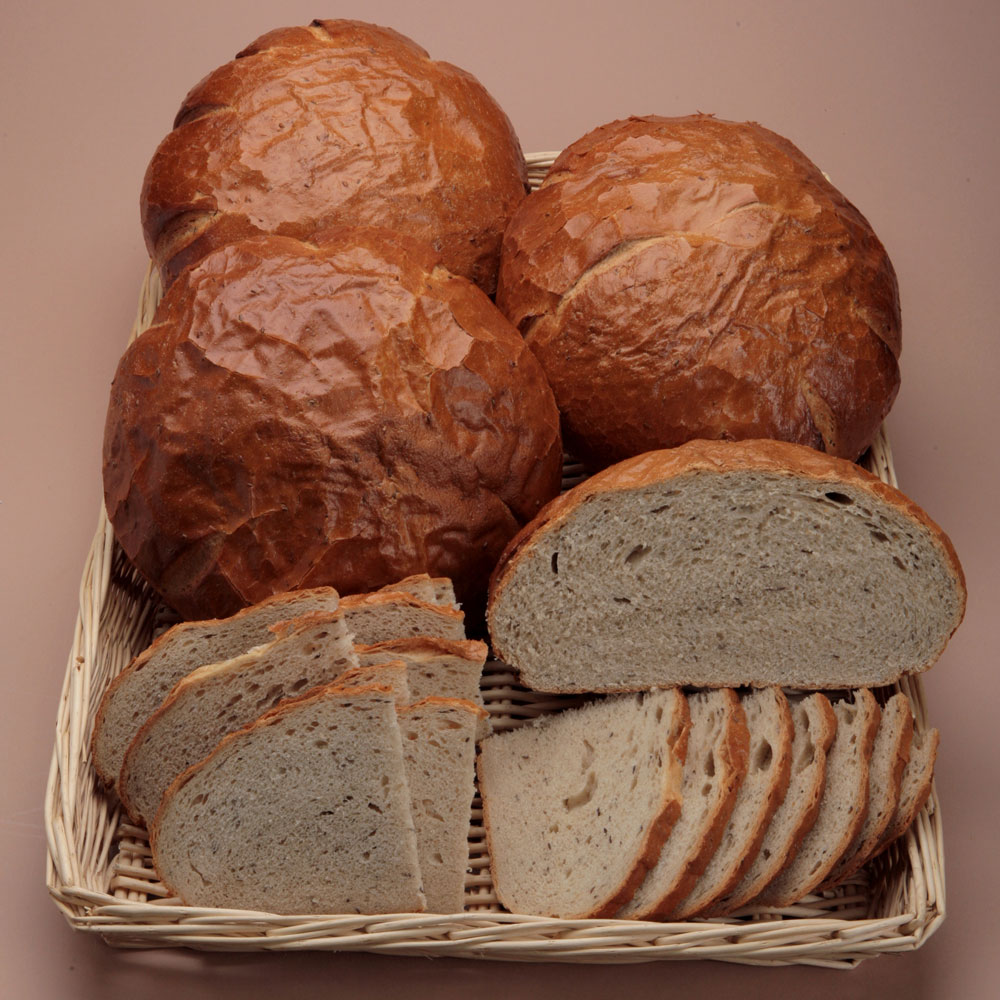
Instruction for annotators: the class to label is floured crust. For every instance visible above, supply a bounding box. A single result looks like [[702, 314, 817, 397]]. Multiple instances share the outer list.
[[142, 19, 528, 293]]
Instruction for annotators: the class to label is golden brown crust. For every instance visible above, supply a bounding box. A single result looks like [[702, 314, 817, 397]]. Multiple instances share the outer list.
[[497, 114, 900, 467], [819, 695, 913, 889], [141, 19, 527, 293], [148, 681, 392, 874], [755, 689, 881, 908], [354, 636, 488, 664], [705, 692, 837, 917], [90, 586, 339, 787], [396, 695, 489, 721], [103, 232, 562, 621], [680, 688, 794, 918], [487, 438, 967, 678], [640, 690, 750, 919]]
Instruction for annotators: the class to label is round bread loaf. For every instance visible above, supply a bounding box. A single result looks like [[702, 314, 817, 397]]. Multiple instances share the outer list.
[[497, 114, 901, 468], [141, 19, 528, 294], [103, 230, 562, 620]]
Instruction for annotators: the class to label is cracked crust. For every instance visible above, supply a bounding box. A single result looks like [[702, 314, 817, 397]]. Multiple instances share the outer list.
[[497, 114, 901, 468], [141, 18, 527, 293], [103, 231, 562, 620]]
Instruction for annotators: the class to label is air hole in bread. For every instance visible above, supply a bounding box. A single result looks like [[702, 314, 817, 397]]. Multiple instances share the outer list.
[[551, 551, 559, 574], [754, 740, 774, 772], [290, 677, 309, 691], [893, 556, 907, 570], [701, 782, 713, 797], [563, 771, 598, 810], [704, 752, 716, 778], [368, 802, 382, 814], [613, 596, 631, 604], [871, 530, 889, 543], [825, 492, 854, 505], [313, 739, 328, 749], [625, 544, 652, 567]]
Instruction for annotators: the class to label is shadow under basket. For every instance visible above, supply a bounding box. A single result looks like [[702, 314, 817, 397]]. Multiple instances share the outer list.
[[45, 153, 945, 967]]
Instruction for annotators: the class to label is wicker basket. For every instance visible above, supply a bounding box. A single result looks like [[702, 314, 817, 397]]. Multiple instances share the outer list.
[[45, 152, 945, 967]]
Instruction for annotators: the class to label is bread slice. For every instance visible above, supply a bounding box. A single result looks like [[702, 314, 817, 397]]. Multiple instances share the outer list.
[[668, 687, 793, 919], [753, 689, 880, 908], [342, 591, 466, 644], [619, 689, 749, 919], [488, 439, 966, 692], [356, 638, 490, 737], [119, 610, 358, 825], [707, 693, 837, 915], [396, 697, 486, 913], [875, 726, 940, 852], [819, 692, 913, 889], [91, 587, 340, 789], [376, 574, 458, 609], [334, 660, 411, 706], [150, 683, 426, 915], [477, 688, 690, 919]]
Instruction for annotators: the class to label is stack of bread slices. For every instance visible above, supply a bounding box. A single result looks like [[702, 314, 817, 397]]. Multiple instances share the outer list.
[[92, 575, 488, 915]]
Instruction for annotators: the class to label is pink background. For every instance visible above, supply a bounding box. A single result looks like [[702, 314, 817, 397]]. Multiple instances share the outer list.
[[2, 0, 998, 996]]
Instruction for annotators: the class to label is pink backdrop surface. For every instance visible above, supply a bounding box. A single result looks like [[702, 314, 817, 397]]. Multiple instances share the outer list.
[[2, 1, 998, 997]]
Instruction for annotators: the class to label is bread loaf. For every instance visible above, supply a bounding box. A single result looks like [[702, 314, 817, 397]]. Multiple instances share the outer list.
[[488, 439, 966, 691], [141, 19, 527, 294], [104, 231, 562, 620], [497, 114, 901, 468]]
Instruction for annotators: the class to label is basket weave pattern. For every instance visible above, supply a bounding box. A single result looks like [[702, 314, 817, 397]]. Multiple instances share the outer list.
[[44, 153, 944, 966]]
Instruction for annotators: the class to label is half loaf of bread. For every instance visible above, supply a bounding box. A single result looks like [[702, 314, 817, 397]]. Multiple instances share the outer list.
[[488, 439, 966, 691], [150, 683, 425, 914], [477, 689, 690, 919]]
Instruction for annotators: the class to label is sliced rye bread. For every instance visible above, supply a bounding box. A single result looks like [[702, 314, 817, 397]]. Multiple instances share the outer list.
[[874, 726, 940, 853], [334, 660, 412, 706], [119, 610, 358, 825], [706, 693, 837, 916], [487, 439, 966, 692], [356, 638, 490, 737], [819, 692, 913, 889], [342, 592, 466, 645], [91, 587, 340, 790], [477, 688, 690, 919], [619, 688, 749, 919], [149, 683, 426, 915], [397, 697, 486, 913], [376, 575, 459, 609], [752, 688, 881, 908], [668, 687, 793, 919]]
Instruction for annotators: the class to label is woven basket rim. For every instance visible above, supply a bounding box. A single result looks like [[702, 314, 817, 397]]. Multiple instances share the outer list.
[[44, 152, 946, 966]]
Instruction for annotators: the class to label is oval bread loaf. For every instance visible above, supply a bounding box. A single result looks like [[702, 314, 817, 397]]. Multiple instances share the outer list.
[[104, 231, 562, 620], [497, 114, 900, 468], [142, 19, 528, 294]]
